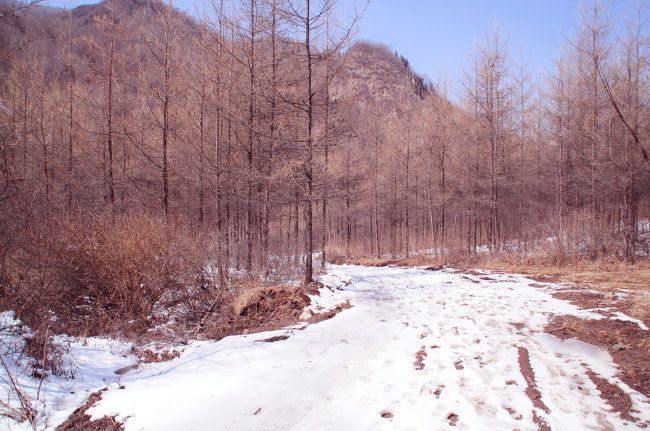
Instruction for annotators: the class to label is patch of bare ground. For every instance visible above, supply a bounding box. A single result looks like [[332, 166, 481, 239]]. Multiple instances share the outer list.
[[550, 287, 650, 336], [552, 289, 614, 311], [133, 347, 181, 363], [511, 322, 526, 331], [257, 335, 290, 343], [546, 315, 650, 397], [56, 390, 123, 431], [414, 346, 426, 370], [585, 369, 638, 422], [450, 269, 483, 276], [517, 346, 551, 431], [307, 301, 353, 324]]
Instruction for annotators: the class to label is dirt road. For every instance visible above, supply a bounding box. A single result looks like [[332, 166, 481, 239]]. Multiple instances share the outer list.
[[81, 265, 650, 430]]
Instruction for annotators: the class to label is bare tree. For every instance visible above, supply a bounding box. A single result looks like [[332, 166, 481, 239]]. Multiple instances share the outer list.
[[282, 0, 360, 282]]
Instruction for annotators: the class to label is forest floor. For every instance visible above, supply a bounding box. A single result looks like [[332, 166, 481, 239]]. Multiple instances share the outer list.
[[2, 264, 650, 430]]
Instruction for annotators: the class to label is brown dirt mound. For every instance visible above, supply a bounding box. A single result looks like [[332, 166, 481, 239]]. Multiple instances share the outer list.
[[546, 315, 650, 397], [198, 284, 319, 340], [232, 285, 311, 318], [56, 390, 123, 431]]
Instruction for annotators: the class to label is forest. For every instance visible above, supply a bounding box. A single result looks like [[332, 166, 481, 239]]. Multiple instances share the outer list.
[[0, 0, 648, 337]]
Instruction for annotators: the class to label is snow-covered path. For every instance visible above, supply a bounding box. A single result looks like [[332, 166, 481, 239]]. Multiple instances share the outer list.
[[84, 265, 650, 430]]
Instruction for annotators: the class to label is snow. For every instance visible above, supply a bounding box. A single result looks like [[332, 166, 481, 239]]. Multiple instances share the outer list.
[[611, 311, 649, 331], [0, 316, 135, 430], [2, 264, 650, 430]]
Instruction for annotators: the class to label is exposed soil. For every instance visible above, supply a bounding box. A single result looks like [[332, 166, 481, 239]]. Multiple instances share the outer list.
[[552, 289, 614, 312], [504, 406, 523, 420], [548, 286, 650, 330], [532, 411, 551, 431], [257, 335, 290, 343], [56, 389, 123, 431], [414, 346, 426, 370], [586, 369, 638, 422], [517, 346, 550, 413], [451, 269, 483, 276], [517, 346, 551, 431], [545, 315, 650, 397], [424, 266, 444, 271], [133, 347, 181, 363], [511, 322, 526, 331], [308, 301, 353, 324], [526, 274, 563, 284]]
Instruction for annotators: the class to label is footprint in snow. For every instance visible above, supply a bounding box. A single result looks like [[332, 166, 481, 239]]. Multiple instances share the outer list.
[[447, 413, 459, 426]]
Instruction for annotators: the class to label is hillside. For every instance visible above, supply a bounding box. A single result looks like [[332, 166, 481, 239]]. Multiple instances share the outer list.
[[332, 40, 432, 109]]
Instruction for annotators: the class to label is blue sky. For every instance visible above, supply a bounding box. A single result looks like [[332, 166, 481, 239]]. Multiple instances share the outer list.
[[45, 0, 631, 97], [339, 0, 629, 94]]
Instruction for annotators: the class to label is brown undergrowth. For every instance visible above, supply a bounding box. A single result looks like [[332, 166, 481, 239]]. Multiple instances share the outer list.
[[1, 212, 218, 339], [0, 213, 342, 342]]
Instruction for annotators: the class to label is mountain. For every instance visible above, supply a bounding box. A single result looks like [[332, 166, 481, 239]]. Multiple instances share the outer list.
[[0, 0, 197, 69], [332, 40, 433, 110]]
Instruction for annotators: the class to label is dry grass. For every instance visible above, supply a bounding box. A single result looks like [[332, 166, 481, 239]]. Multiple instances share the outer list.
[[468, 255, 650, 324], [468, 257, 650, 294], [628, 295, 650, 323]]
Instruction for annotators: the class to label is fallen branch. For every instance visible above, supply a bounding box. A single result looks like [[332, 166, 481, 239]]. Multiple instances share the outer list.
[[0, 355, 37, 428]]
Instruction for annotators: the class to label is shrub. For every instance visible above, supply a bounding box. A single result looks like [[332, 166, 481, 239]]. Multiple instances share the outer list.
[[4, 213, 217, 338]]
